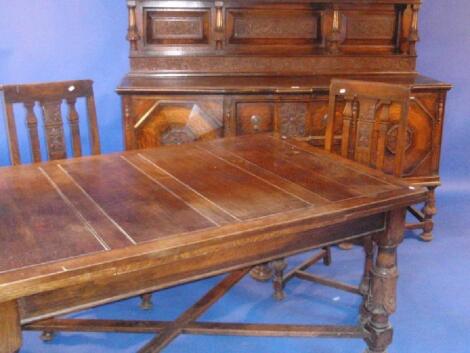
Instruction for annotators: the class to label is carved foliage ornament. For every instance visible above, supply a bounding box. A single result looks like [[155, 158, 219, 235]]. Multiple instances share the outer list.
[[280, 103, 307, 137]]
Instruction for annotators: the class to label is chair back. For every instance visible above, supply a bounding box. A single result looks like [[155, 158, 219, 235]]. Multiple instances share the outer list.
[[325, 79, 410, 177], [1, 80, 100, 165]]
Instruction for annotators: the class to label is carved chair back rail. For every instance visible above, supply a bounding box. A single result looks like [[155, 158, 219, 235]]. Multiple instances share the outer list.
[[325, 79, 411, 177], [1, 80, 100, 165]]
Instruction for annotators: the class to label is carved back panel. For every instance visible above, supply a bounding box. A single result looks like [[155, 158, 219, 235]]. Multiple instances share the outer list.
[[325, 79, 410, 177], [1, 80, 100, 165], [126, 0, 421, 76]]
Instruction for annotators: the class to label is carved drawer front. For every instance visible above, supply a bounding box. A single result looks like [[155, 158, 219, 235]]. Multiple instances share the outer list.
[[235, 101, 275, 135], [225, 6, 323, 54], [127, 96, 223, 149]]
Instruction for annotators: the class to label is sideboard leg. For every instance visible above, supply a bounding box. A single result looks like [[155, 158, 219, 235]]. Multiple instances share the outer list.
[[363, 209, 405, 353], [249, 263, 273, 282], [0, 300, 22, 353], [140, 293, 153, 310], [420, 186, 437, 242], [272, 259, 287, 301]]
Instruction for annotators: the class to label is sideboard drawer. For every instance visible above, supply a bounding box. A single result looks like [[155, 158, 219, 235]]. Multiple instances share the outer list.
[[235, 100, 275, 135]]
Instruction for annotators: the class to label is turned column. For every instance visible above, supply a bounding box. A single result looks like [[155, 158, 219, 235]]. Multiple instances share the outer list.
[[421, 186, 437, 242], [363, 209, 406, 353], [0, 301, 22, 353]]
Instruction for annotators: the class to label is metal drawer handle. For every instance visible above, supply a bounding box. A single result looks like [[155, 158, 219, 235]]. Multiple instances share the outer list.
[[251, 115, 261, 131]]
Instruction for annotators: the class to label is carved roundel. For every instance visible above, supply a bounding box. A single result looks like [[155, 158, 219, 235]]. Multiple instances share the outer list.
[[386, 125, 413, 154]]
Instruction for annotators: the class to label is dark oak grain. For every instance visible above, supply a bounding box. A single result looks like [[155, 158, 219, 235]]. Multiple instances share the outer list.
[[0, 134, 424, 353]]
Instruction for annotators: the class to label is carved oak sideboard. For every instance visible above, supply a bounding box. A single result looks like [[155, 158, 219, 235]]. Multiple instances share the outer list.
[[117, 0, 452, 241]]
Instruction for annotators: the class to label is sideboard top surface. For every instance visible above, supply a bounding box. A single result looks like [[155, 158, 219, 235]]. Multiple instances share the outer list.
[[117, 74, 451, 95]]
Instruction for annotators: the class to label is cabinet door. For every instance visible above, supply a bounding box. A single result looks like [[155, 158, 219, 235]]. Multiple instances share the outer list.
[[123, 95, 223, 149]]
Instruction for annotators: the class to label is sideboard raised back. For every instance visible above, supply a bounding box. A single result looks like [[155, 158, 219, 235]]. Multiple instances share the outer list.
[[117, 0, 451, 188]]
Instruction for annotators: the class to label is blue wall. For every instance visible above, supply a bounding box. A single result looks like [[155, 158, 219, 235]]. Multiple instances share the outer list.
[[0, 0, 468, 189]]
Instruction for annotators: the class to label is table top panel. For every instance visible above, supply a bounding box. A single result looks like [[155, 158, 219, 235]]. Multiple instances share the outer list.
[[0, 134, 416, 276]]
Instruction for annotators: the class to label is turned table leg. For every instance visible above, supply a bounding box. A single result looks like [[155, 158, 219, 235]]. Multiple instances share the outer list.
[[363, 209, 406, 353], [421, 186, 437, 242], [0, 300, 22, 353]]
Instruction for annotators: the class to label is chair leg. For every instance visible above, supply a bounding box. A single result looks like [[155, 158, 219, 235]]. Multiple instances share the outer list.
[[420, 186, 437, 242], [272, 259, 287, 301], [140, 293, 153, 310], [322, 247, 332, 266], [40, 330, 55, 342]]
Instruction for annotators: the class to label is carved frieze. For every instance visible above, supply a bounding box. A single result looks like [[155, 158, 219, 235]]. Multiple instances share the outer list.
[[131, 56, 416, 75]]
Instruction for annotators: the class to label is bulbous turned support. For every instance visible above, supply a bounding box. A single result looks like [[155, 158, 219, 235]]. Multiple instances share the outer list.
[[272, 259, 287, 301], [362, 209, 405, 353], [140, 293, 153, 310], [250, 263, 273, 282], [420, 186, 437, 242]]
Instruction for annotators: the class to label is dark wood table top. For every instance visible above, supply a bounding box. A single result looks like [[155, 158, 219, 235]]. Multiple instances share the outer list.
[[0, 134, 425, 302]]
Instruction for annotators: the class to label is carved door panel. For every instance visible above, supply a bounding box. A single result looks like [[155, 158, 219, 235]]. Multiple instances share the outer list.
[[125, 95, 223, 149]]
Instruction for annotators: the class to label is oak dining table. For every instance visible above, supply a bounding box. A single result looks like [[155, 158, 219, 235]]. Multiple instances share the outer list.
[[0, 134, 426, 353]]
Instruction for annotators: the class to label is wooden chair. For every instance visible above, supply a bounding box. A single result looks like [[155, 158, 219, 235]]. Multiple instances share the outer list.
[[1, 80, 101, 165], [273, 79, 411, 300], [0, 79, 156, 339]]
